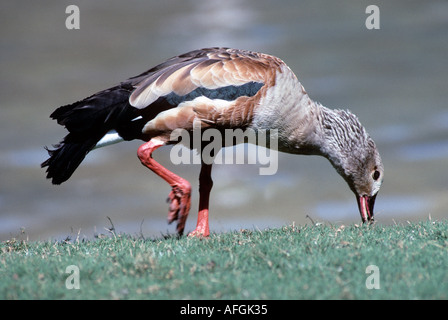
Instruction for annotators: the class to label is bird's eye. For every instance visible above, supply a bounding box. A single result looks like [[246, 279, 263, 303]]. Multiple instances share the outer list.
[[372, 170, 380, 181]]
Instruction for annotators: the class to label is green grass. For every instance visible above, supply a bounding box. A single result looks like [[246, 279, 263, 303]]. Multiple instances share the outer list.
[[1, 220, 447, 299]]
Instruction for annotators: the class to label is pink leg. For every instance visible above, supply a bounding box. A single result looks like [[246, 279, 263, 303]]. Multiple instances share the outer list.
[[137, 139, 191, 236], [188, 163, 213, 237]]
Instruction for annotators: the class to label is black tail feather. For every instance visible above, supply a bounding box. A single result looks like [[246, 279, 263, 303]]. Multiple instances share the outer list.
[[41, 134, 101, 185], [42, 84, 140, 184]]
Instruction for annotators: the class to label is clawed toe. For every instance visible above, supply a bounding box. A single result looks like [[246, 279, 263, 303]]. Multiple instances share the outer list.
[[167, 191, 180, 224], [165, 185, 191, 236], [188, 228, 209, 238]]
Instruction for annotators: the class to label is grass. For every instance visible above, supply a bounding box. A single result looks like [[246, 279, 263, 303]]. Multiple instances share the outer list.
[[1, 220, 447, 300]]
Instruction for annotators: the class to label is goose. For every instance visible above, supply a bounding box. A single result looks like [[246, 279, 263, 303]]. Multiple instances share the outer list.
[[42, 47, 384, 237]]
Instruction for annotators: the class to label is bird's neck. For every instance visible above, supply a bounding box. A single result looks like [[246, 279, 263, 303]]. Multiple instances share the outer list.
[[297, 104, 371, 181], [250, 66, 359, 169], [253, 93, 349, 166], [251, 66, 319, 153], [251, 84, 327, 157], [277, 102, 339, 158]]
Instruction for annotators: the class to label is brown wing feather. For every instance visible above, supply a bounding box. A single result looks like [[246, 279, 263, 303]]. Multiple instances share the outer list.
[[129, 48, 283, 109]]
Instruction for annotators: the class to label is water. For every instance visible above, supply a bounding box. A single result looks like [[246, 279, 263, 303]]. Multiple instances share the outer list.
[[1, 0, 447, 240]]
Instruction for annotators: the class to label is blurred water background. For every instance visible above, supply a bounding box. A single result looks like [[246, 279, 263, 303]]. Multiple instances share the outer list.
[[1, 0, 447, 240]]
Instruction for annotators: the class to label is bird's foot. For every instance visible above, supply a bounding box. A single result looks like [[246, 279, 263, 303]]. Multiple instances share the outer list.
[[187, 209, 210, 238], [188, 228, 210, 238], [166, 183, 191, 236]]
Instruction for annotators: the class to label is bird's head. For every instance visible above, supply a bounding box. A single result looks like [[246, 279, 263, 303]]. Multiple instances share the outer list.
[[344, 144, 383, 223], [318, 107, 384, 223]]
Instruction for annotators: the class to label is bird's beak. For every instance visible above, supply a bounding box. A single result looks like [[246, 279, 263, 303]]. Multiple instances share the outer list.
[[357, 194, 377, 223]]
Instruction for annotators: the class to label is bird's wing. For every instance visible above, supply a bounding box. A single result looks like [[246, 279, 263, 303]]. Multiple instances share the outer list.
[[127, 48, 282, 110]]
